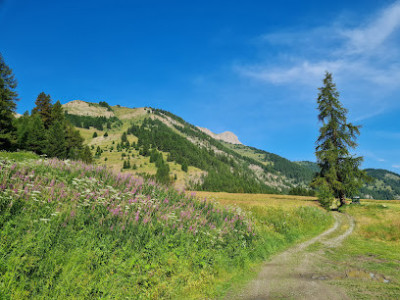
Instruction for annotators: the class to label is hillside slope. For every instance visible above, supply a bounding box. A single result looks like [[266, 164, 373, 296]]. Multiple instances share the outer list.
[[63, 100, 399, 200], [362, 169, 400, 200], [296, 161, 400, 200], [63, 101, 315, 194]]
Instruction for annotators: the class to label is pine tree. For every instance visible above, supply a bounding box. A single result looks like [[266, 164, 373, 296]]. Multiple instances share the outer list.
[[80, 146, 93, 163], [26, 114, 46, 154], [46, 121, 66, 158], [15, 111, 30, 150], [92, 131, 98, 138], [95, 146, 102, 158], [0, 53, 18, 150], [65, 123, 84, 159], [51, 100, 64, 124], [156, 161, 170, 185], [121, 132, 128, 143], [32, 92, 53, 129], [312, 72, 367, 209], [181, 161, 188, 172]]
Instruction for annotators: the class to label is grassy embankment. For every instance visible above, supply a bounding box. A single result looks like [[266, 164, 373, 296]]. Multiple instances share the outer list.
[[0, 151, 332, 299]]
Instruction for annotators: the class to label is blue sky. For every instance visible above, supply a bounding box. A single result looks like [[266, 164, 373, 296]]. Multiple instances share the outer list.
[[1, 0, 399, 172]]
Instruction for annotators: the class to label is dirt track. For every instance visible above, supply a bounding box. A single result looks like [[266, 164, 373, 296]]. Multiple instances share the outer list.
[[229, 212, 355, 300]]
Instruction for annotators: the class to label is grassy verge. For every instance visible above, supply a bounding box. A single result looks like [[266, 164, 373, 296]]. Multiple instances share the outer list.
[[322, 201, 400, 299], [0, 154, 333, 299]]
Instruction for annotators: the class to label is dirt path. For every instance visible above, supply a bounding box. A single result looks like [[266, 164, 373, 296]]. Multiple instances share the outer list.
[[229, 212, 354, 300]]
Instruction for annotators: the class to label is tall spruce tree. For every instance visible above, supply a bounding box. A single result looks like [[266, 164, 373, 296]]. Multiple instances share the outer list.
[[312, 72, 367, 209], [0, 53, 18, 150], [32, 92, 53, 129]]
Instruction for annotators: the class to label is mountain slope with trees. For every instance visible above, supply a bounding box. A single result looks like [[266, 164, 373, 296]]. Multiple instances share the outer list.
[[64, 101, 321, 194], [60, 99, 399, 200]]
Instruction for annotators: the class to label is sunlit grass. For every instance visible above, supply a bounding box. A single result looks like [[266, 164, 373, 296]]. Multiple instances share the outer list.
[[192, 191, 319, 209], [322, 201, 400, 299], [0, 155, 333, 299]]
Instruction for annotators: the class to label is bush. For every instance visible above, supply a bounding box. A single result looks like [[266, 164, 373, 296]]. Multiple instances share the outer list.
[[317, 185, 337, 210]]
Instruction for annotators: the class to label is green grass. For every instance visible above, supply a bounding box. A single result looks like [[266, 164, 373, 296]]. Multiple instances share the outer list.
[[0, 154, 333, 299], [0, 151, 39, 161], [322, 201, 400, 299]]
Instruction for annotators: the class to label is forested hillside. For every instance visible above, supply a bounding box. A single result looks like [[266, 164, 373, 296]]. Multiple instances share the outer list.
[[296, 160, 400, 200], [12, 94, 92, 163], [361, 169, 400, 200], [62, 101, 321, 195], [59, 100, 400, 200]]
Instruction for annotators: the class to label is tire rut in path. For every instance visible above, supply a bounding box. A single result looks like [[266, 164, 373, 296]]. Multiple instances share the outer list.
[[228, 212, 354, 300]]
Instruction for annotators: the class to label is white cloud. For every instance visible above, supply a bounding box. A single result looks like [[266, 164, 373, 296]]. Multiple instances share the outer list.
[[392, 164, 400, 168], [237, 60, 342, 85], [238, 1, 400, 93], [341, 1, 400, 55]]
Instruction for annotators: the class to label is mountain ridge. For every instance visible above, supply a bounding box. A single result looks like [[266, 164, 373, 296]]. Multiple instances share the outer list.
[[62, 100, 400, 200]]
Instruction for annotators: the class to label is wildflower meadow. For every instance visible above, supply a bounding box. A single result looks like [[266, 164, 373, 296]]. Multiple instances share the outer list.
[[0, 153, 332, 299]]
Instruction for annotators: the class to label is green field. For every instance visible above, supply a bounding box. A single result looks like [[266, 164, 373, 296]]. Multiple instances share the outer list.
[[0, 152, 333, 299], [192, 192, 400, 299], [2, 152, 398, 299]]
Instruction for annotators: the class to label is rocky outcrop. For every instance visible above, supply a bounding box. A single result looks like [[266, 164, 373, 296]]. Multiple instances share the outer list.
[[197, 127, 242, 145], [63, 100, 115, 117]]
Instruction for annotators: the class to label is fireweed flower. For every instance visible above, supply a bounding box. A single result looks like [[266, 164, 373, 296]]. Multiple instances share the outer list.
[[0, 158, 255, 244]]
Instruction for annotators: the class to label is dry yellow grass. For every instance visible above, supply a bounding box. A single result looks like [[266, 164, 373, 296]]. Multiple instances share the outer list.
[[191, 191, 320, 209], [348, 200, 400, 242]]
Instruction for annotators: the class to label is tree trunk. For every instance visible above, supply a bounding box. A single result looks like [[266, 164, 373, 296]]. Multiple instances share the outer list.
[[339, 192, 346, 207]]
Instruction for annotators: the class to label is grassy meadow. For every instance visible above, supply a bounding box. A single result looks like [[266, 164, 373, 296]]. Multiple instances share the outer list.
[[321, 200, 400, 299], [0, 151, 333, 299]]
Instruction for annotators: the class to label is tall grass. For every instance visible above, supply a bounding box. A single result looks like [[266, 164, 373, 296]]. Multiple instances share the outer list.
[[0, 156, 332, 299]]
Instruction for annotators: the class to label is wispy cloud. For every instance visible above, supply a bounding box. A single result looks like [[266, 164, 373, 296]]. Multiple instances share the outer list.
[[237, 1, 400, 97], [341, 1, 400, 56], [392, 164, 400, 169], [362, 150, 387, 163], [354, 107, 386, 122]]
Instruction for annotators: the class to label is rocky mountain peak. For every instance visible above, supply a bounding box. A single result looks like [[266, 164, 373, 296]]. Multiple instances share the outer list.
[[197, 127, 242, 145]]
